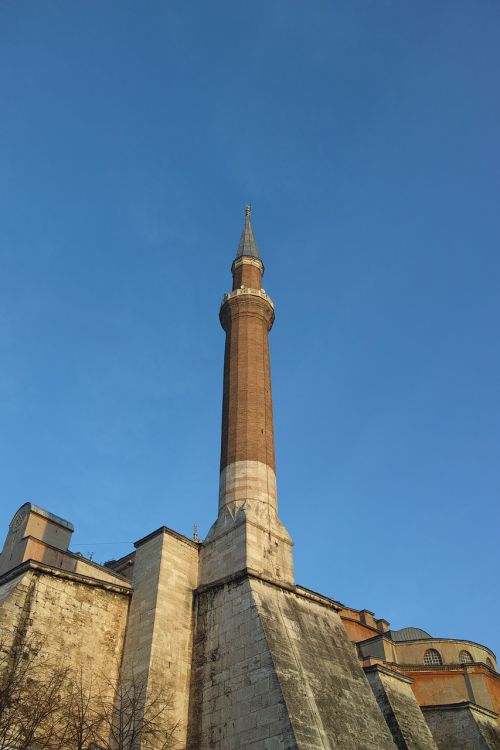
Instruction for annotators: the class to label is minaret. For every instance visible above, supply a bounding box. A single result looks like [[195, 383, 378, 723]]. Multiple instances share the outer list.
[[200, 206, 294, 586]]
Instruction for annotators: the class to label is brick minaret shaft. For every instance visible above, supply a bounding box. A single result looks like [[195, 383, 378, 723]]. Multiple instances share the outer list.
[[201, 206, 293, 586], [218, 205, 278, 519]]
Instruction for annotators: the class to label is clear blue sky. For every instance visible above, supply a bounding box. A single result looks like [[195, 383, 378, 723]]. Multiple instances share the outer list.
[[1, 2, 499, 657]]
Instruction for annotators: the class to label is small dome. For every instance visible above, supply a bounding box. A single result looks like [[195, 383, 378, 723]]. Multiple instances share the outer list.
[[390, 627, 432, 642]]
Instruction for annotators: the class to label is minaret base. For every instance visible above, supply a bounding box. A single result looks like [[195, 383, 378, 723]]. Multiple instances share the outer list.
[[199, 510, 294, 588]]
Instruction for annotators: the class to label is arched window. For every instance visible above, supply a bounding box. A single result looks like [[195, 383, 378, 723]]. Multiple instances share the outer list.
[[486, 658, 494, 670], [459, 650, 473, 664], [424, 649, 443, 666]]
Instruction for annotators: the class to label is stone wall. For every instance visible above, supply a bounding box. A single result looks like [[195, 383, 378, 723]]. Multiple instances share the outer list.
[[422, 702, 500, 750], [121, 527, 199, 748], [254, 577, 398, 750], [365, 665, 438, 750], [0, 566, 130, 688], [187, 575, 297, 749], [188, 572, 402, 749], [200, 510, 294, 588]]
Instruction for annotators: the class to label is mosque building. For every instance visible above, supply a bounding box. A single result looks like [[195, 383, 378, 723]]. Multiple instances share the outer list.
[[1, 208, 498, 749]]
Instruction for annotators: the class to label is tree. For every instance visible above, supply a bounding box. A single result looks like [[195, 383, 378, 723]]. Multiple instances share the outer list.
[[0, 631, 178, 750], [95, 670, 178, 750], [58, 669, 104, 750], [0, 633, 68, 750]]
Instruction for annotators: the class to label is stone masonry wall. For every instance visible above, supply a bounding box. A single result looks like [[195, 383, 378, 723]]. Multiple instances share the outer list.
[[365, 666, 438, 750], [423, 703, 500, 750], [187, 575, 297, 749], [0, 567, 129, 688], [200, 511, 294, 588], [121, 528, 199, 748], [188, 573, 401, 749], [253, 577, 398, 750]]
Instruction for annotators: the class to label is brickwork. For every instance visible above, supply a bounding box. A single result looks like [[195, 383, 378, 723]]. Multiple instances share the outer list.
[[219, 291, 275, 473], [202, 212, 295, 588], [232, 257, 263, 290], [365, 665, 438, 750]]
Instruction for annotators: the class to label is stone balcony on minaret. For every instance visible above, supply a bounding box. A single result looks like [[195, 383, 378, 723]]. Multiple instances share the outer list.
[[199, 206, 294, 587]]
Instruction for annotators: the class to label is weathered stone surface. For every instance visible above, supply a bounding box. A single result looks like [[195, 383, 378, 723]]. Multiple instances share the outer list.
[[187, 576, 297, 749], [188, 573, 399, 749], [254, 577, 398, 749], [423, 703, 500, 750], [422, 702, 500, 750], [0, 504, 132, 587], [0, 502, 72, 576], [365, 665, 438, 749], [121, 527, 199, 748], [200, 508, 294, 588], [0, 567, 129, 689]]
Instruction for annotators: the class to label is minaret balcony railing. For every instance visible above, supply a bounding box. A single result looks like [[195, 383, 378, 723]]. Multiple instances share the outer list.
[[220, 287, 274, 310]]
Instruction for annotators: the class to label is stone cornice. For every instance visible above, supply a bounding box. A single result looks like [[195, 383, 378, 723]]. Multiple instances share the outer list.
[[134, 524, 201, 550], [420, 701, 498, 719], [22, 503, 74, 531], [398, 662, 499, 676], [203, 513, 293, 547], [19, 535, 131, 584], [195, 568, 342, 613], [0, 559, 132, 595], [363, 663, 413, 684], [232, 255, 264, 274]]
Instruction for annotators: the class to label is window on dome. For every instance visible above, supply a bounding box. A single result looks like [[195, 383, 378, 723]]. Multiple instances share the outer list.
[[424, 649, 443, 666], [459, 650, 473, 664], [486, 658, 494, 670]]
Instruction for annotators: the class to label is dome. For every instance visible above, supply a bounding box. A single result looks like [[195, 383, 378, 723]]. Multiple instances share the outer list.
[[390, 627, 432, 642]]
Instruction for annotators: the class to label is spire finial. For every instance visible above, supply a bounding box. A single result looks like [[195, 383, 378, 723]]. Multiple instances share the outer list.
[[235, 204, 260, 261]]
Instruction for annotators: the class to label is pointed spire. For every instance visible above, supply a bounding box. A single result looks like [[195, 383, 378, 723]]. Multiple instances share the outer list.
[[235, 204, 261, 261]]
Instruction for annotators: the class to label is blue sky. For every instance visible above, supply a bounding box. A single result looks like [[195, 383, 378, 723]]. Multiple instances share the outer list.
[[1, 2, 499, 657]]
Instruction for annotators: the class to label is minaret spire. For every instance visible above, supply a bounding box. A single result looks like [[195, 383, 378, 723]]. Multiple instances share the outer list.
[[200, 207, 294, 587], [235, 204, 261, 261]]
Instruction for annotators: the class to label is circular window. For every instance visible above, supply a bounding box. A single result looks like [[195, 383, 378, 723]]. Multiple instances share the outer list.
[[459, 650, 473, 664], [10, 509, 26, 533], [424, 649, 443, 666]]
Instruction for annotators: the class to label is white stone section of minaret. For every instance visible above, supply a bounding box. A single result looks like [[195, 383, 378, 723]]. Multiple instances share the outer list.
[[218, 459, 278, 518]]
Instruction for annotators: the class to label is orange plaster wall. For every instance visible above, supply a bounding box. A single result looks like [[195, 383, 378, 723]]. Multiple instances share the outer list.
[[481, 671, 500, 715], [341, 618, 379, 643], [408, 670, 469, 707], [407, 668, 500, 716]]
